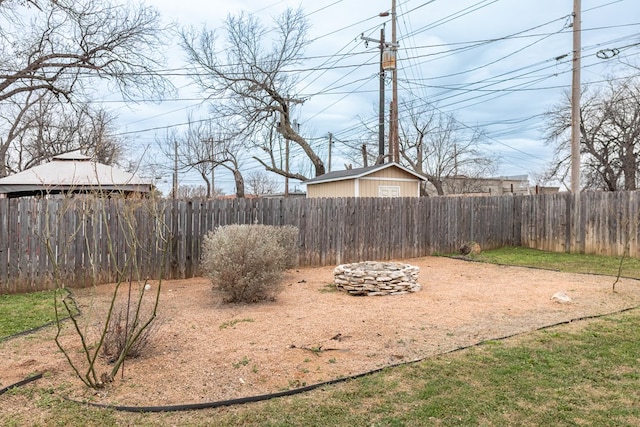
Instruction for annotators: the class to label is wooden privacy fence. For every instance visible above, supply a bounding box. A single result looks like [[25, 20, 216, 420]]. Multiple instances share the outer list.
[[1, 191, 639, 294], [518, 191, 640, 256]]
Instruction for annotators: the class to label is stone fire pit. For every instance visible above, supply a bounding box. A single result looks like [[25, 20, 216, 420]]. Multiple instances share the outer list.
[[333, 261, 421, 296]]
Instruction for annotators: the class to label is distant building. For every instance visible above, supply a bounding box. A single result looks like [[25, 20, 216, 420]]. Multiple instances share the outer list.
[[531, 185, 561, 194], [0, 152, 152, 198], [304, 162, 426, 198], [215, 194, 260, 200], [427, 174, 533, 196], [259, 190, 306, 199]]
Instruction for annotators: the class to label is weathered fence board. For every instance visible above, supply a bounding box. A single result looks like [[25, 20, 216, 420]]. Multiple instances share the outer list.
[[2, 191, 640, 294], [0, 199, 8, 289]]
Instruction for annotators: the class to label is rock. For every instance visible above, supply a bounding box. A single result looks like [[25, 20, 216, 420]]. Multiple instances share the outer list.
[[459, 242, 481, 255], [333, 261, 421, 296], [551, 291, 572, 303]]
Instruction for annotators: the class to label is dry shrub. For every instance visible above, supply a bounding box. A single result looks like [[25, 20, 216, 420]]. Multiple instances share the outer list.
[[201, 224, 299, 303], [101, 304, 162, 363], [273, 225, 299, 269]]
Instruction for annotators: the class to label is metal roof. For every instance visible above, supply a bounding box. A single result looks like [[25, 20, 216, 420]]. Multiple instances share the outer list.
[[0, 153, 152, 197]]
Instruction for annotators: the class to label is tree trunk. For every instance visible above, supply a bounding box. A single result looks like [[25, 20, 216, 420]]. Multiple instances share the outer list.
[[622, 146, 637, 190], [278, 117, 325, 177], [233, 169, 245, 198], [0, 140, 7, 177], [427, 176, 445, 195]]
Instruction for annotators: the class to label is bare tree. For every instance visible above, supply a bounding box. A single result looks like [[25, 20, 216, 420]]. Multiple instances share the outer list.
[[246, 170, 280, 196], [180, 7, 326, 181], [0, 91, 43, 175], [158, 121, 219, 199], [218, 141, 246, 199], [1, 93, 125, 175], [544, 75, 640, 191], [158, 116, 249, 198], [338, 111, 382, 168], [0, 0, 169, 103], [399, 101, 495, 195], [176, 184, 222, 199], [0, 0, 171, 176]]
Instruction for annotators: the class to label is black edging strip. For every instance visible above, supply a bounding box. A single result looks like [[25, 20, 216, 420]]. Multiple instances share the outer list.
[[0, 320, 63, 343], [59, 305, 640, 413], [66, 370, 385, 413], [0, 373, 43, 396]]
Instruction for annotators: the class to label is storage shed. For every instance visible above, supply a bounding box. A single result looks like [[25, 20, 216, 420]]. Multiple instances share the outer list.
[[304, 162, 425, 198], [0, 152, 152, 198]]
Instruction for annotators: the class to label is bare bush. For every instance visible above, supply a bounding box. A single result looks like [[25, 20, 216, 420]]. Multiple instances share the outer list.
[[102, 303, 163, 363], [43, 196, 170, 389], [201, 224, 299, 303]]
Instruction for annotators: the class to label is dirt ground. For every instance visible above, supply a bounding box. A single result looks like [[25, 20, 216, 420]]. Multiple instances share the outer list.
[[2, 256, 640, 408]]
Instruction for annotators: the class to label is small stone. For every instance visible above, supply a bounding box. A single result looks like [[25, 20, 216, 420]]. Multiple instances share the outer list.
[[551, 291, 572, 303]]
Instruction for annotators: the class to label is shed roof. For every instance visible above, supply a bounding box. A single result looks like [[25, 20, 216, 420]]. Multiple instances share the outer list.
[[304, 162, 426, 185], [0, 152, 152, 197]]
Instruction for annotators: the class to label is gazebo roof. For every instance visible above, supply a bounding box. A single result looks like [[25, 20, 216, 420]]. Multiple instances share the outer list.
[[0, 152, 152, 198]]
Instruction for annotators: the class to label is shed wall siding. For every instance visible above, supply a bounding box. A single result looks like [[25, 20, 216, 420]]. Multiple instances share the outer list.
[[307, 180, 355, 198], [359, 179, 419, 197]]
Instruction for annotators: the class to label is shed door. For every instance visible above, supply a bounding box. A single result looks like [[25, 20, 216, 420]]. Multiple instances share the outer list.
[[378, 185, 400, 197]]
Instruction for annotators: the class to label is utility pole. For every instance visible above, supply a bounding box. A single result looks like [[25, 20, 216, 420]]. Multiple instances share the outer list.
[[172, 136, 178, 199], [328, 132, 333, 172], [361, 26, 386, 162], [362, 2, 398, 163], [454, 143, 458, 176], [391, 0, 399, 163], [210, 150, 216, 199], [378, 27, 386, 163], [571, 0, 581, 193], [284, 118, 299, 198], [570, 0, 582, 253], [284, 138, 289, 197]]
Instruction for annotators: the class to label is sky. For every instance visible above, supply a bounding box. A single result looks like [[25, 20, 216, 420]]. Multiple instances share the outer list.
[[111, 0, 640, 195]]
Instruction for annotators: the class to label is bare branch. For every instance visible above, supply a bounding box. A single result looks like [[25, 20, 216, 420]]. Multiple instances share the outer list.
[[543, 75, 640, 191], [181, 7, 325, 180], [398, 100, 496, 195], [0, 0, 173, 176]]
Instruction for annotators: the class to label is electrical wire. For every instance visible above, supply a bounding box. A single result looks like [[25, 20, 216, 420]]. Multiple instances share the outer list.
[[3, 0, 638, 184]]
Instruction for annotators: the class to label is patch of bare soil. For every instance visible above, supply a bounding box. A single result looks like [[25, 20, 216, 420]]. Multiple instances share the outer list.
[[2, 256, 640, 408]]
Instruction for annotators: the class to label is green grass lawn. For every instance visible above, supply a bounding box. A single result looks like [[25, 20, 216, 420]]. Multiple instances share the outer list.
[[468, 246, 640, 278], [2, 248, 640, 426], [0, 290, 66, 339]]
